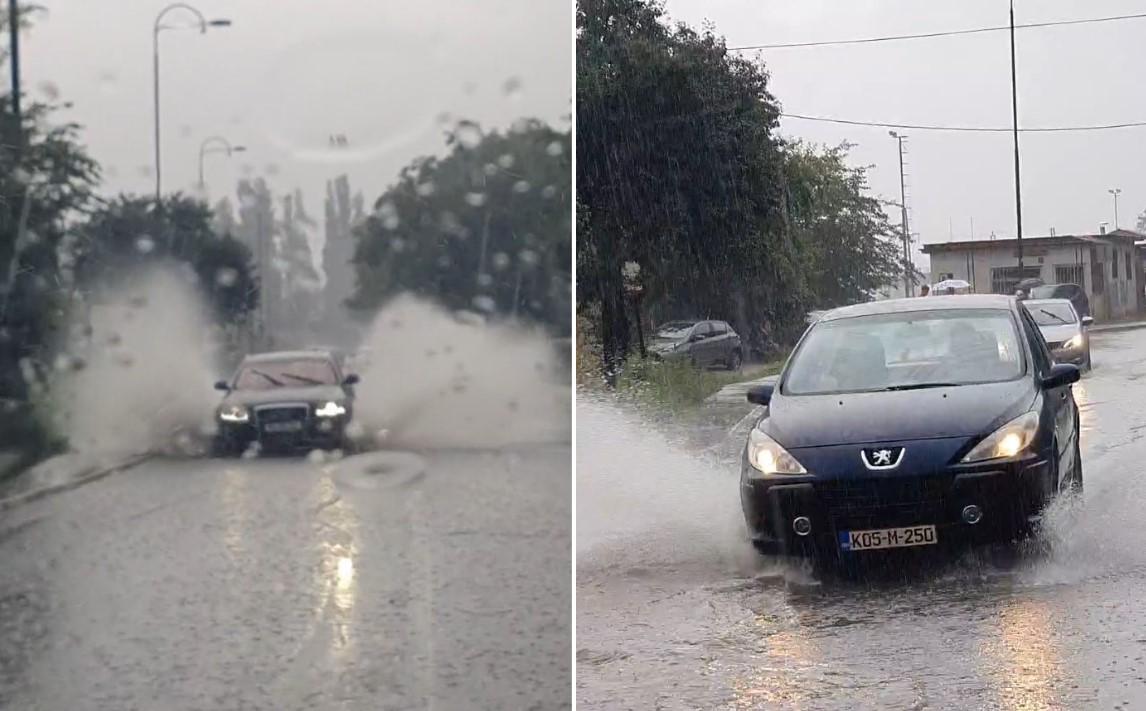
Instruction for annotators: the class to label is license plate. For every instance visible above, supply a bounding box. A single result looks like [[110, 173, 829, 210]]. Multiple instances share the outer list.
[[839, 525, 937, 551], [263, 421, 303, 433]]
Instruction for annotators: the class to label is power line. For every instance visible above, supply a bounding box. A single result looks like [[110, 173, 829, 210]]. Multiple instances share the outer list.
[[730, 11, 1146, 51], [781, 112, 1146, 133]]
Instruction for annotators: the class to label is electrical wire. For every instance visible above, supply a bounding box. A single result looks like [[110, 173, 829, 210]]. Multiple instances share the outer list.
[[781, 112, 1146, 133], [730, 11, 1146, 51]]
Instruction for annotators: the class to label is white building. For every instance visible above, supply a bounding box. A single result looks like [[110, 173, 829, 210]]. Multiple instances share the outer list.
[[922, 229, 1144, 321]]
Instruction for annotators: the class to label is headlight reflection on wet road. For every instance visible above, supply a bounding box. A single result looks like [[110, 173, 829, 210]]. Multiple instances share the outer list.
[[311, 470, 359, 657], [980, 597, 1066, 711]]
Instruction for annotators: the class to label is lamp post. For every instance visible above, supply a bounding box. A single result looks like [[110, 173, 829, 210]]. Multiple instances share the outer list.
[[888, 131, 913, 296], [1109, 188, 1122, 230], [198, 136, 246, 190], [153, 4, 231, 204]]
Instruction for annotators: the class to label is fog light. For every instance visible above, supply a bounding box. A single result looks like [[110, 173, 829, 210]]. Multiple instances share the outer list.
[[792, 516, 812, 536], [962, 504, 983, 525]]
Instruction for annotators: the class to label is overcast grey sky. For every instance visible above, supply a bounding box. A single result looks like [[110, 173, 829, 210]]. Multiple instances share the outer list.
[[24, 0, 569, 232], [665, 0, 1146, 272]]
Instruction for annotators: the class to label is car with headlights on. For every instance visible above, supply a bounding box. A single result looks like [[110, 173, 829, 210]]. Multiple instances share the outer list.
[[1022, 297, 1092, 371], [739, 295, 1081, 563], [213, 350, 359, 456]]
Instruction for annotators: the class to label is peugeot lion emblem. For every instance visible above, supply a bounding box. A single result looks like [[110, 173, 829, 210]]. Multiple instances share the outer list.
[[861, 446, 905, 470]]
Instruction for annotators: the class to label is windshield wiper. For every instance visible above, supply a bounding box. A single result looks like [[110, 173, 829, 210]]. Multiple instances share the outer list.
[[883, 382, 963, 391], [250, 369, 284, 386], [280, 372, 325, 386], [1036, 308, 1071, 325]]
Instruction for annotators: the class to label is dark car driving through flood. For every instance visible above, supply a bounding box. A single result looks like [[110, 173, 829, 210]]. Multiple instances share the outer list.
[[213, 349, 359, 456], [739, 295, 1082, 565]]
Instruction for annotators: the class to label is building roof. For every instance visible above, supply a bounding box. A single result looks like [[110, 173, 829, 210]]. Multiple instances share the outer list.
[[819, 294, 1015, 322], [922, 229, 1144, 254]]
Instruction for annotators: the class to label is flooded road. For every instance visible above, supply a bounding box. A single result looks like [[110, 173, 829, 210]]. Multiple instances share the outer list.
[[578, 328, 1146, 710], [0, 445, 570, 710]]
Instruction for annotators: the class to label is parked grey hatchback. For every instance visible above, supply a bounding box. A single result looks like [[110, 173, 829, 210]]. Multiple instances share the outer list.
[[650, 319, 743, 370]]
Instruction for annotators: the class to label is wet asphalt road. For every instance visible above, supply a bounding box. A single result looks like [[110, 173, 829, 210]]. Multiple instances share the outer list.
[[0, 444, 570, 710], [578, 328, 1146, 710]]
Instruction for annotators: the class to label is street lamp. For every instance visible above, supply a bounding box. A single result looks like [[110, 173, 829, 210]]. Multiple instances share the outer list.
[[198, 136, 246, 189], [889, 131, 913, 295], [1109, 188, 1122, 230], [153, 4, 231, 203]]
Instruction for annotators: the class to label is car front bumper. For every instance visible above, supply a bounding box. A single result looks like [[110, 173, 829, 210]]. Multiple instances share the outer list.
[[216, 415, 351, 453], [740, 451, 1056, 557]]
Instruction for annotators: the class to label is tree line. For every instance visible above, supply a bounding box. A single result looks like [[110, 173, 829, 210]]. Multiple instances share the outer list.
[[577, 0, 903, 377]]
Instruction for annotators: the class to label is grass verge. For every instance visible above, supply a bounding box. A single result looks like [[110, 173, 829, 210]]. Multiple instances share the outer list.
[[616, 357, 785, 411]]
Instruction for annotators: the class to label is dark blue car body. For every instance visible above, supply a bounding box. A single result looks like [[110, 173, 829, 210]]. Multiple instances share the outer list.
[[739, 295, 1082, 560]]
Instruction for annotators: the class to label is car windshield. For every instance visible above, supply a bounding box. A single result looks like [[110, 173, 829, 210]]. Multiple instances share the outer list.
[[784, 309, 1025, 395], [655, 321, 696, 339], [1026, 302, 1077, 326], [234, 359, 338, 390]]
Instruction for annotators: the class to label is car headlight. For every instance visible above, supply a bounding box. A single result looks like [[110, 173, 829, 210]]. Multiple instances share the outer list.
[[746, 427, 807, 477], [1063, 334, 1084, 350], [315, 401, 347, 418], [218, 405, 249, 423], [961, 410, 1040, 463]]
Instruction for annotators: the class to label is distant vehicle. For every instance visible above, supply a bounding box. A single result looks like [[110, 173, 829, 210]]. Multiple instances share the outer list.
[[739, 295, 1082, 564], [213, 349, 360, 456], [650, 319, 743, 370], [1023, 298, 1093, 371], [930, 278, 971, 295], [1029, 283, 1090, 319]]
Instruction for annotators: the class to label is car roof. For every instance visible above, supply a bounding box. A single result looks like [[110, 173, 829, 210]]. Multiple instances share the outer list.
[[818, 294, 1016, 322], [241, 349, 337, 364]]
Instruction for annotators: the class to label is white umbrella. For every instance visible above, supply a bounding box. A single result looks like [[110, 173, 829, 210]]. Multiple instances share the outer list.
[[930, 279, 971, 293]]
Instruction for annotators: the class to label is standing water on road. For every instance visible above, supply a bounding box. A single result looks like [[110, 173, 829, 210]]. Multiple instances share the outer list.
[[578, 331, 1146, 709]]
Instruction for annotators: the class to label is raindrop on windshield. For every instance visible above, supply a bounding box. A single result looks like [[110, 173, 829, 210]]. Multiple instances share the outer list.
[[545, 141, 564, 157], [519, 249, 540, 267], [492, 253, 511, 271], [416, 181, 436, 197], [513, 180, 531, 194], [454, 122, 483, 149], [541, 185, 558, 199], [464, 192, 487, 207], [498, 154, 516, 169], [215, 268, 239, 287], [484, 163, 499, 177], [477, 272, 494, 287], [502, 76, 524, 102], [135, 236, 156, 254]]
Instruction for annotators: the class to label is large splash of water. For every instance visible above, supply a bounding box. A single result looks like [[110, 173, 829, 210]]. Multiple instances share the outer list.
[[350, 295, 569, 450], [51, 269, 219, 457], [576, 396, 757, 576]]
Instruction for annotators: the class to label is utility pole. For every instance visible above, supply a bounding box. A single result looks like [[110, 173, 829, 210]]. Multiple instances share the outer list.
[[889, 131, 913, 295], [8, 0, 20, 140], [1010, 0, 1024, 270], [1109, 188, 1122, 229]]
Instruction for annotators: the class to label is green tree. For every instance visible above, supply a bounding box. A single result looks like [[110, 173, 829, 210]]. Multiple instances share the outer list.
[[349, 119, 571, 334], [279, 189, 321, 326], [74, 194, 257, 325], [322, 174, 364, 320], [783, 141, 903, 308]]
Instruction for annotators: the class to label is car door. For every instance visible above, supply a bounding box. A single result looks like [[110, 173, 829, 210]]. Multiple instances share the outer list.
[[1019, 307, 1074, 475], [708, 321, 730, 364], [689, 322, 714, 365]]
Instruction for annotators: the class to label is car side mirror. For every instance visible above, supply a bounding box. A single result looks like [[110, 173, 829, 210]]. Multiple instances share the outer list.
[[343, 373, 360, 386], [214, 380, 230, 391], [1081, 315, 1094, 327], [746, 384, 774, 406], [1041, 363, 1080, 390]]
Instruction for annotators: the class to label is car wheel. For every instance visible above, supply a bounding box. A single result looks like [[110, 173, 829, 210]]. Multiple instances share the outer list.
[[1065, 433, 1084, 494], [728, 349, 743, 371]]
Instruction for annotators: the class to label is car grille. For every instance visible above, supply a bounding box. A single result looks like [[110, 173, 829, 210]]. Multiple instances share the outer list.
[[255, 405, 309, 426], [815, 475, 951, 524]]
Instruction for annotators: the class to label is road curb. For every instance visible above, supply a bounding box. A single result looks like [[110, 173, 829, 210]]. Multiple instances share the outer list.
[[1091, 321, 1146, 334], [0, 453, 151, 512]]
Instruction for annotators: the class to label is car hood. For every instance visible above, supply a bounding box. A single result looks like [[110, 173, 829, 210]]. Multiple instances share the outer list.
[[220, 385, 347, 408], [762, 379, 1036, 448], [1038, 323, 1081, 343]]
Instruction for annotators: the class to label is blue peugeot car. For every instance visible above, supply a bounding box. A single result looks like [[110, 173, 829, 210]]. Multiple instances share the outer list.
[[740, 295, 1082, 561]]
